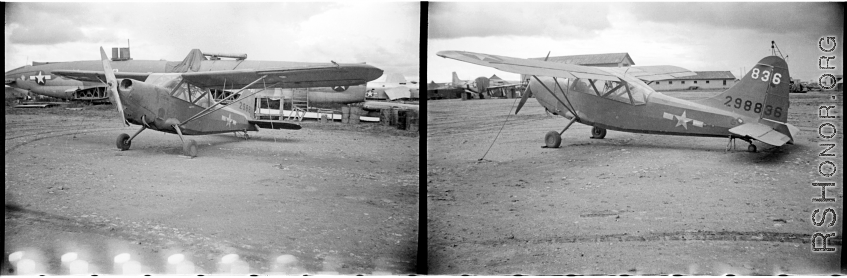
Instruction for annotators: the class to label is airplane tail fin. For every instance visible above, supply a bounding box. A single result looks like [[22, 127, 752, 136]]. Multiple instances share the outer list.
[[452, 72, 462, 87], [384, 73, 407, 84], [697, 56, 790, 124]]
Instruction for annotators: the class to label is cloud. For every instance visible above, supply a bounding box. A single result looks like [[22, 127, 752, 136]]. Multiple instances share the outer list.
[[429, 2, 611, 39], [626, 2, 843, 37]]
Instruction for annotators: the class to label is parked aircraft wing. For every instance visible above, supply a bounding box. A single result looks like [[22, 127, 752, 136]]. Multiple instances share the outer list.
[[52, 70, 152, 83], [605, 65, 697, 81], [729, 123, 792, 146], [437, 50, 621, 82], [180, 64, 383, 89]]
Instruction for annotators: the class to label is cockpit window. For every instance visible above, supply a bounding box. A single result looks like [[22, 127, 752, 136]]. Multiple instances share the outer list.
[[145, 73, 211, 108], [569, 77, 650, 105]]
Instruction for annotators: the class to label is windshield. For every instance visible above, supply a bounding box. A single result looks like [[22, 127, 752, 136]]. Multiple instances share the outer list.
[[145, 73, 211, 108]]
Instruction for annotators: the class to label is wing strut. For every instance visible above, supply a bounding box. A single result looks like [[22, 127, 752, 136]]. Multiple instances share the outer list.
[[179, 75, 272, 126], [532, 75, 578, 118], [552, 77, 578, 119]]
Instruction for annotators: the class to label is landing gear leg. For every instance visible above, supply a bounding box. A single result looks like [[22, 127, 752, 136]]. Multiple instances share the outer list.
[[543, 117, 578, 148], [591, 126, 607, 139], [173, 125, 198, 158], [116, 126, 146, 151]]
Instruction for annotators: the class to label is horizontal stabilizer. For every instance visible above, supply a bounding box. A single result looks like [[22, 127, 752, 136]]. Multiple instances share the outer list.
[[729, 123, 791, 146], [52, 70, 152, 83], [248, 120, 302, 130]]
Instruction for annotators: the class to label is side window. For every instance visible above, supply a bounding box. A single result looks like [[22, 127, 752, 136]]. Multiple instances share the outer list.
[[723, 80, 727, 85]]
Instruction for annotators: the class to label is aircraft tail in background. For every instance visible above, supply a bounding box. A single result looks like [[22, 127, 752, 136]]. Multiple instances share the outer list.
[[384, 73, 407, 84]]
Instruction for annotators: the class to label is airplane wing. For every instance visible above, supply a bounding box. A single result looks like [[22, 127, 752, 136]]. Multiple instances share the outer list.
[[437, 50, 621, 81], [729, 122, 795, 146], [51, 70, 152, 83], [605, 65, 697, 81], [180, 64, 383, 89]]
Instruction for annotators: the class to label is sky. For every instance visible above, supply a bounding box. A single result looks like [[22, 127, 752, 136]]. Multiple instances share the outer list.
[[428, 2, 844, 83], [4, 2, 420, 82]]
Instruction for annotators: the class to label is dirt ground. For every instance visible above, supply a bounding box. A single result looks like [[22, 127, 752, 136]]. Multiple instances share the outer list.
[[4, 106, 419, 275], [427, 90, 842, 275]]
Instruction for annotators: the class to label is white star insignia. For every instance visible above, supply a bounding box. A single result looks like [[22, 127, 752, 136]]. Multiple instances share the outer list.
[[663, 111, 704, 130], [29, 71, 51, 85], [222, 114, 236, 127]]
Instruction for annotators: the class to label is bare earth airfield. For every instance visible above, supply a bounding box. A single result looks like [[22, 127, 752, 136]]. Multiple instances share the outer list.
[[427, 90, 842, 274], [5, 107, 419, 274]]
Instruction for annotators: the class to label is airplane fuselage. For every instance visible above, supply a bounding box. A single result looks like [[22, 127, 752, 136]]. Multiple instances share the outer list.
[[117, 74, 257, 136], [529, 76, 756, 139]]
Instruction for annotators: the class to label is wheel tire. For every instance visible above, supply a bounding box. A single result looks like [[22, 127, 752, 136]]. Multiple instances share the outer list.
[[545, 130, 562, 148], [591, 127, 607, 139], [183, 139, 198, 158], [116, 133, 131, 151], [747, 144, 757, 153]]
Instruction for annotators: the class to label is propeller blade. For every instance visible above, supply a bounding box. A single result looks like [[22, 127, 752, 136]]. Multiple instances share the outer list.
[[100, 47, 128, 126], [515, 83, 532, 115]]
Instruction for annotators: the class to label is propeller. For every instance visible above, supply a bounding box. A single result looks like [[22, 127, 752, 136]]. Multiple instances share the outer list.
[[100, 47, 129, 126], [515, 83, 532, 115], [516, 51, 550, 115]]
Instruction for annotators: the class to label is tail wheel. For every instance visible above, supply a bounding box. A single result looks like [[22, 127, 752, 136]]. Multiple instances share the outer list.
[[545, 130, 562, 148], [116, 133, 131, 150], [591, 127, 607, 139], [183, 139, 198, 158], [747, 144, 757, 153]]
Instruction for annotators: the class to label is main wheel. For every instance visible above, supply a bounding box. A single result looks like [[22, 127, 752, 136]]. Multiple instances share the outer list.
[[591, 127, 607, 139], [116, 133, 131, 151], [183, 139, 198, 158], [545, 130, 562, 148], [747, 144, 757, 153]]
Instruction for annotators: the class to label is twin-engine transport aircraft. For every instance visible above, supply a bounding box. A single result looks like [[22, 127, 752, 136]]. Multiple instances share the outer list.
[[437, 50, 799, 152], [53, 47, 382, 157]]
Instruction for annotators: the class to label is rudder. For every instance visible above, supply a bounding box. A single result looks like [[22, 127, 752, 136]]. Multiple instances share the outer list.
[[698, 56, 790, 123]]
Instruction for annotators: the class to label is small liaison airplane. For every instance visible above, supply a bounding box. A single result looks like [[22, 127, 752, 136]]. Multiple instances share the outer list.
[[52, 47, 382, 157], [437, 50, 799, 152]]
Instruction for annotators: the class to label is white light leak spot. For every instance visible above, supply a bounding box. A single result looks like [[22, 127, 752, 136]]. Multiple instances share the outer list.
[[114, 253, 131, 264], [230, 260, 250, 274], [175, 261, 196, 274], [167, 254, 185, 265], [221, 254, 239, 264], [69, 260, 89, 274], [61, 252, 79, 263], [122, 260, 141, 275], [8, 251, 23, 262], [275, 254, 297, 264], [17, 259, 37, 275]]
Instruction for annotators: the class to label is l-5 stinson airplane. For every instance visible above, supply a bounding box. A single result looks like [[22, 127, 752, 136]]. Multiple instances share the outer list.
[[52, 47, 382, 157], [437, 50, 799, 152]]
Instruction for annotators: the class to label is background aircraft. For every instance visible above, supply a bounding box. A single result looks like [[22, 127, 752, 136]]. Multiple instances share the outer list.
[[366, 72, 419, 100], [54, 47, 382, 157], [438, 50, 799, 152]]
